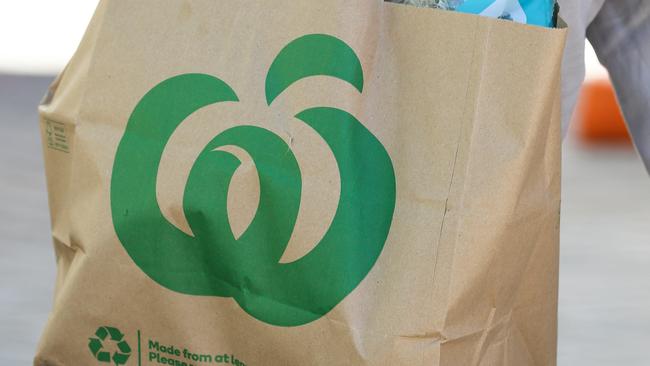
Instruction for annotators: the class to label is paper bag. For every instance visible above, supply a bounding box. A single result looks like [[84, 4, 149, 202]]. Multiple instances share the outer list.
[[36, 0, 566, 365]]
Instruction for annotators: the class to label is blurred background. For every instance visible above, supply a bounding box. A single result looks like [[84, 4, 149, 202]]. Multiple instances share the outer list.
[[0, 1, 648, 364]]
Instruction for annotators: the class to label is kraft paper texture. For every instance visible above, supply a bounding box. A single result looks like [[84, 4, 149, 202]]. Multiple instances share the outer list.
[[35, 1, 566, 365]]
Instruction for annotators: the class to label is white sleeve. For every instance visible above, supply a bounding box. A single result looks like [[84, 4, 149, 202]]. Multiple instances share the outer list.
[[557, 0, 606, 136]]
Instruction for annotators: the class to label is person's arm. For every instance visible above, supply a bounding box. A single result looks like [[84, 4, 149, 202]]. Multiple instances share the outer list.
[[587, 0, 650, 173]]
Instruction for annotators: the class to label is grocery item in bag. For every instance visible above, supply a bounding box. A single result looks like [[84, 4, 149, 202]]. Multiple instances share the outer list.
[[387, 0, 556, 27]]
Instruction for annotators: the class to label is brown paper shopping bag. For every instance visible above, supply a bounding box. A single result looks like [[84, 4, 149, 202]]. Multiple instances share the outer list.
[[35, 0, 566, 365]]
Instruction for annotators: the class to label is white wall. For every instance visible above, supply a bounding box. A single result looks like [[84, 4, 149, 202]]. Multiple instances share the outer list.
[[0, 0, 99, 74]]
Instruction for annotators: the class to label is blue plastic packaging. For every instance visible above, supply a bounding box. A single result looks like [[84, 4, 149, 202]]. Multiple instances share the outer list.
[[456, 0, 555, 27], [387, 0, 556, 28]]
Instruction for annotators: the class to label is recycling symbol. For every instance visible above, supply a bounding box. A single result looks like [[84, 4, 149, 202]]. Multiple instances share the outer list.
[[88, 326, 132, 365]]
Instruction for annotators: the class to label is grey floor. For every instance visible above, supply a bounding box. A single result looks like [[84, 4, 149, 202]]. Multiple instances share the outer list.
[[1, 74, 648, 365]]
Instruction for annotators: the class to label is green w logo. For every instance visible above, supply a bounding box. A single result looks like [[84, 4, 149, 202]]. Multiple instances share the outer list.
[[111, 34, 396, 326]]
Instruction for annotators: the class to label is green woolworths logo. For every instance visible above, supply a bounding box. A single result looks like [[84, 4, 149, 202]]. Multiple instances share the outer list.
[[111, 34, 396, 327]]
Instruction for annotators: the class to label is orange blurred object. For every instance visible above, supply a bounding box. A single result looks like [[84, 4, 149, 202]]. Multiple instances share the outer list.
[[575, 79, 631, 143]]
